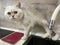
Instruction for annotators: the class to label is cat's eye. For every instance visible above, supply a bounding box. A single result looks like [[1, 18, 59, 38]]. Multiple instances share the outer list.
[[14, 11, 17, 14], [7, 12, 11, 15]]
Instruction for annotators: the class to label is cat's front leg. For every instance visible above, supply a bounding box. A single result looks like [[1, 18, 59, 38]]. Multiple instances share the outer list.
[[22, 23, 34, 40], [38, 19, 51, 38], [42, 25, 51, 38], [39, 20, 51, 38]]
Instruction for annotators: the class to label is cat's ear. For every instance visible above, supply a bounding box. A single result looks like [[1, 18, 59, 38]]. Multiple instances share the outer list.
[[16, 2, 21, 8], [3, 7, 5, 9], [3, 5, 9, 10], [3, 6, 6, 10]]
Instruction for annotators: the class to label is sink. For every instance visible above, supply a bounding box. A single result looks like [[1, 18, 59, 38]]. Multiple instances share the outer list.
[[23, 35, 60, 45]]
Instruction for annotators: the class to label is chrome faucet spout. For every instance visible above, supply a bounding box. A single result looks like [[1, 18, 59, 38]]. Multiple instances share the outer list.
[[49, 4, 60, 30]]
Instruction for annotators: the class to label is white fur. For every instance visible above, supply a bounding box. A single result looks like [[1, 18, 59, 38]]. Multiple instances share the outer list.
[[52, 25, 60, 40], [5, 6, 23, 21], [4, 3, 51, 40]]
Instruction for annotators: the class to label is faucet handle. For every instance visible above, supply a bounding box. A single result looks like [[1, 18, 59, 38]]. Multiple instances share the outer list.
[[49, 20, 55, 30]]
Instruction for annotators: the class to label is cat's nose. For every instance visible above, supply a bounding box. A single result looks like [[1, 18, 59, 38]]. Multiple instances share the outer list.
[[12, 15, 14, 18]]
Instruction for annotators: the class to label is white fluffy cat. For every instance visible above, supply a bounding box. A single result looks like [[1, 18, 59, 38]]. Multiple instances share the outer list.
[[4, 2, 51, 40]]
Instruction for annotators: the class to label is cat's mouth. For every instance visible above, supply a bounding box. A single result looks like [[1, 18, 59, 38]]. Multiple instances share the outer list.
[[11, 17, 16, 21], [12, 17, 15, 19]]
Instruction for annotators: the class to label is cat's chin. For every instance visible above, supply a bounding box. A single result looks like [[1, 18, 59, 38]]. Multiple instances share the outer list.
[[8, 18, 16, 21], [11, 18, 17, 21], [11, 18, 20, 22]]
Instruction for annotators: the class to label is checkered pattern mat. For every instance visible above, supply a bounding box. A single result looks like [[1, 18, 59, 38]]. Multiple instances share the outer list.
[[0, 29, 24, 45]]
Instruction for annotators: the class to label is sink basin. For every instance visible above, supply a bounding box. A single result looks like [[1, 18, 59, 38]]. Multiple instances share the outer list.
[[23, 35, 60, 45]]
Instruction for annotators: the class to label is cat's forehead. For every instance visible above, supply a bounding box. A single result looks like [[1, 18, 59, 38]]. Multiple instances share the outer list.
[[5, 6, 23, 13], [5, 6, 18, 11]]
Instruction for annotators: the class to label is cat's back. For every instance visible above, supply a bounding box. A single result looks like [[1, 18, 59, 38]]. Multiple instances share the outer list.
[[23, 6, 45, 19]]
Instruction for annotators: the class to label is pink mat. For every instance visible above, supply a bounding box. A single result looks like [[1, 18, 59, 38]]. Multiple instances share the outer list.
[[1, 32, 24, 44]]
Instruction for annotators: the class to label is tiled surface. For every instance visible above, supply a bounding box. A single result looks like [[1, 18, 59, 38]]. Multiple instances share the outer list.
[[0, 29, 13, 39]]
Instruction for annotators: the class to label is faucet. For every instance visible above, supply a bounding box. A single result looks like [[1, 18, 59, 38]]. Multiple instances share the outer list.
[[49, 4, 60, 30]]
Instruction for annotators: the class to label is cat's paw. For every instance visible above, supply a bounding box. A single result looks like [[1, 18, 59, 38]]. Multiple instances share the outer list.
[[21, 35, 28, 40], [41, 35, 47, 38], [40, 35, 47, 38], [52, 34, 59, 41], [41, 33, 50, 38], [52, 37, 58, 41]]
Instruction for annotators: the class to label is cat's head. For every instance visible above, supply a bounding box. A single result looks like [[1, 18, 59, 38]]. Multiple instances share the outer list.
[[4, 2, 24, 21]]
